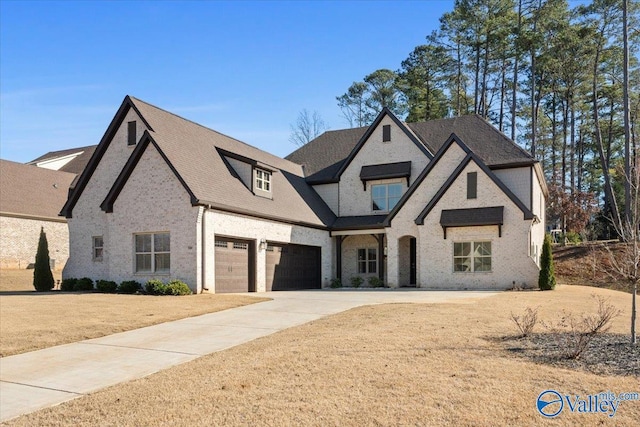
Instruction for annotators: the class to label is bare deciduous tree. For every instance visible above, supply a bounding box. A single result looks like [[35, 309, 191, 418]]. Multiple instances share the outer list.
[[289, 109, 328, 147]]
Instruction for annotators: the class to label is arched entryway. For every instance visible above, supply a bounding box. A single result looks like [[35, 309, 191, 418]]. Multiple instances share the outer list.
[[398, 235, 416, 287]]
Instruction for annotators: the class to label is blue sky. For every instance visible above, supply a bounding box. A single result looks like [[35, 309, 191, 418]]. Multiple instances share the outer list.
[[0, 0, 459, 162]]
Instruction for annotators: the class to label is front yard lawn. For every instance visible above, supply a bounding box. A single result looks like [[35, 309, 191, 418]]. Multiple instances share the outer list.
[[4, 285, 638, 426]]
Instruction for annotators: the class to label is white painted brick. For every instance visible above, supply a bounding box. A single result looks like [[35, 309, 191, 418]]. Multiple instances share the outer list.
[[0, 216, 68, 270]]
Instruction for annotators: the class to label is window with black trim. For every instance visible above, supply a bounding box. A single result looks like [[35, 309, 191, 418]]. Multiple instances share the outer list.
[[382, 124, 391, 142], [255, 169, 271, 192], [127, 121, 137, 146], [467, 172, 477, 199], [92, 236, 103, 261], [372, 183, 402, 212], [453, 241, 491, 272], [357, 248, 377, 274], [135, 233, 170, 273]]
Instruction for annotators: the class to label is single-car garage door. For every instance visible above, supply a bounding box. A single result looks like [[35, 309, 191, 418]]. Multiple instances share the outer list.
[[266, 243, 321, 291], [214, 238, 255, 293]]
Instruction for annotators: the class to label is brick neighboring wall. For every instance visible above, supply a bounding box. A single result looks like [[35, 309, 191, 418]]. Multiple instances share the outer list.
[[0, 215, 68, 270]]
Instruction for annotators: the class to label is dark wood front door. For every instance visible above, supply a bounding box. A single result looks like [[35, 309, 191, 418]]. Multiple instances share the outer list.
[[409, 237, 417, 286]]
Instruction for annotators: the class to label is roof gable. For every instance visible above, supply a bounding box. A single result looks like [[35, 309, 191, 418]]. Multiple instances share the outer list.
[[383, 133, 470, 227], [333, 108, 432, 180], [415, 150, 534, 225], [60, 96, 151, 217]]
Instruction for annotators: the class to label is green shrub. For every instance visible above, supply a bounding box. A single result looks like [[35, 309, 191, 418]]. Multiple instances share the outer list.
[[96, 280, 118, 293], [565, 231, 581, 244], [60, 278, 77, 292], [74, 277, 94, 291], [118, 280, 142, 294], [538, 234, 556, 291], [368, 276, 384, 288], [33, 227, 54, 292], [350, 276, 363, 288], [166, 280, 192, 296], [330, 278, 342, 288], [145, 279, 167, 295]]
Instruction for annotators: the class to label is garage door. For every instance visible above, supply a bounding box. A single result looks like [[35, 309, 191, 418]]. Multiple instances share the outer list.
[[214, 238, 254, 293], [266, 243, 320, 291]]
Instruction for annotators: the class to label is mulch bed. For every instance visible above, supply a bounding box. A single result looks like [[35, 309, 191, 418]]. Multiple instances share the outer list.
[[501, 333, 639, 377]]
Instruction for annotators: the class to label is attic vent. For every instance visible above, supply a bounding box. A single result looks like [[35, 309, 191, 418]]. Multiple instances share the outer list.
[[382, 125, 391, 142], [127, 121, 137, 146]]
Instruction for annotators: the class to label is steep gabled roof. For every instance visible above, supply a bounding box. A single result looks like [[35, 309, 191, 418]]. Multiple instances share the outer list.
[[0, 160, 76, 221], [287, 113, 537, 183], [415, 149, 535, 225], [64, 96, 335, 228]]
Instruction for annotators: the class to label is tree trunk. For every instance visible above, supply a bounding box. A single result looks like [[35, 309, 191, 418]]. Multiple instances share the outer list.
[[511, 0, 523, 141]]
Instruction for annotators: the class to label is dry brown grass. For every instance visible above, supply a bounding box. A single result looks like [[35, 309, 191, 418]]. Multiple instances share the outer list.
[[0, 269, 268, 357], [4, 285, 638, 426], [0, 268, 62, 292]]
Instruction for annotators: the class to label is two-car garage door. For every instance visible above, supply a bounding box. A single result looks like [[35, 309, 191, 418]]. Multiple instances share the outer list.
[[214, 237, 320, 293]]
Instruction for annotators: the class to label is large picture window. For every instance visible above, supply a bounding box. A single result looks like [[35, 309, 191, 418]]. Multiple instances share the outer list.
[[135, 233, 170, 273], [357, 248, 377, 274], [453, 241, 491, 272], [372, 183, 402, 212]]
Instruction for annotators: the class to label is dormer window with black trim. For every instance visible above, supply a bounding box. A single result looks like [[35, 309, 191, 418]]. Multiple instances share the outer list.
[[382, 124, 391, 142], [255, 169, 271, 192], [127, 121, 137, 146]]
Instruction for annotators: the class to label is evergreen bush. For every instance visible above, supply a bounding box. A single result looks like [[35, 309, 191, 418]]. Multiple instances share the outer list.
[[165, 280, 192, 295], [96, 280, 118, 293], [33, 227, 54, 292], [538, 234, 556, 290], [145, 279, 167, 295], [60, 278, 77, 292], [74, 277, 94, 291], [118, 280, 141, 294]]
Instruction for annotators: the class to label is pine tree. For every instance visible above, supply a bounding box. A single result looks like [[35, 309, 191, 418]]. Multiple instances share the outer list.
[[33, 227, 54, 292], [538, 233, 556, 290]]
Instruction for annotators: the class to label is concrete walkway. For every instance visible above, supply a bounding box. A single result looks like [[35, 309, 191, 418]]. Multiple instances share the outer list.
[[0, 289, 496, 422]]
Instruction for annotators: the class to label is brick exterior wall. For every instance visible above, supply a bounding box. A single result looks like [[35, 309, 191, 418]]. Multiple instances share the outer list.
[[338, 116, 429, 216], [0, 215, 68, 270], [206, 210, 332, 292]]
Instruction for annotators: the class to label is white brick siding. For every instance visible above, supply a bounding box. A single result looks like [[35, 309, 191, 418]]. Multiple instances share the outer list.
[[206, 210, 332, 292], [339, 116, 430, 216], [418, 161, 539, 289], [0, 216, 68, 270], [64, 109, 153, 282], [493, 167, 531, 210], [312, 183, 339, 215]]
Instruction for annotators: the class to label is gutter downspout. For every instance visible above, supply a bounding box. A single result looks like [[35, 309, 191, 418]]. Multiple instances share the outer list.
[[201, 205, 210, 293]]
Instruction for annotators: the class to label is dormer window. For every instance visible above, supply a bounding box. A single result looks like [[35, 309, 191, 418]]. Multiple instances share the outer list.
[[382, 125, 391, 142], [255, 169, 271, 192]]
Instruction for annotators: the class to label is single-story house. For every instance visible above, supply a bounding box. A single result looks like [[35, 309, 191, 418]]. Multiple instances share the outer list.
[[0, 160, 76, 270], [61, 96, 547, 292]]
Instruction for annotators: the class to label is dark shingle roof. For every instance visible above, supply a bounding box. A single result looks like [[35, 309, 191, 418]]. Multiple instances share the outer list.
[[332, 215, 387, 230], [360, 161, 412, 182], [286, 127, 367, 176], [287, 114, 535, 182], [87, 96, 335, 228], [0, 160, 76, 220], [440, 206, 504, 227], [28, 145, 97, 175]]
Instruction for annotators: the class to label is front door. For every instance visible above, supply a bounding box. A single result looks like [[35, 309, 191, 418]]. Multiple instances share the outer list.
[[409, 237, 417, 286]]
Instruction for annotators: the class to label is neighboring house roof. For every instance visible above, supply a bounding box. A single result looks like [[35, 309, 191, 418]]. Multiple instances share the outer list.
[[286, 113, 536, 182], [63, 96, 336, 228], [0, 160, 76, 221], [28, 145, 97, 175]]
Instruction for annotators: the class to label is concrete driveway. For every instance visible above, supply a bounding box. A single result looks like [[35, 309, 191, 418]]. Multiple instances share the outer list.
[[0, 289, 497, 422]]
